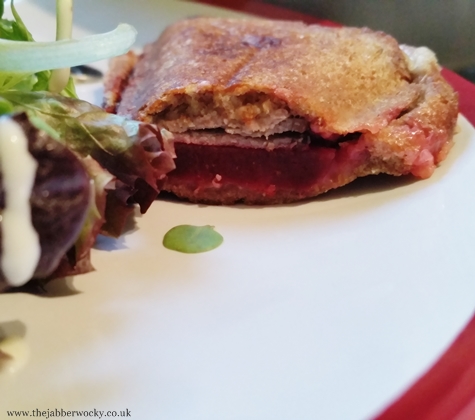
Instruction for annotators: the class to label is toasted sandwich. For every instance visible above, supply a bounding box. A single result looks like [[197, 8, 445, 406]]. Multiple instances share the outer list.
[[104, 18, 459, 204]]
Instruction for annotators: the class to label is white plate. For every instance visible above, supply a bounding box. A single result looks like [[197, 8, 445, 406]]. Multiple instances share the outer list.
[[2, 2, 475, 419]]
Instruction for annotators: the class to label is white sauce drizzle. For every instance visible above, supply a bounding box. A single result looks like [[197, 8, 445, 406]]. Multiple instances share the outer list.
[[0, 116, 40, 287]]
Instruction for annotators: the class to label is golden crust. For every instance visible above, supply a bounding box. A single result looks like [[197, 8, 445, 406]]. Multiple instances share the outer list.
[[363, 70, 458, 179], [112, 18, 420, 135]]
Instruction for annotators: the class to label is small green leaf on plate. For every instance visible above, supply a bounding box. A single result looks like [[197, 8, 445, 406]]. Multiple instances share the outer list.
[[163, 225, 223, 254]]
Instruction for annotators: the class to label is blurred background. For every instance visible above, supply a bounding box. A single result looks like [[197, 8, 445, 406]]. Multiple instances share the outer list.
[[19, 0, 475, 83], [264, 0, 475, 82]]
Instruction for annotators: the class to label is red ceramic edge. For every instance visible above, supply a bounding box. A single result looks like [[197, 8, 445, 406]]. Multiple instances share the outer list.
[[192, 1, 475, 419], [374, 311, 475, 420]]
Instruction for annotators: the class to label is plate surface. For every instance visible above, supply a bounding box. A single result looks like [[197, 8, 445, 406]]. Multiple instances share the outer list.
[[1, 2, 475, 419]]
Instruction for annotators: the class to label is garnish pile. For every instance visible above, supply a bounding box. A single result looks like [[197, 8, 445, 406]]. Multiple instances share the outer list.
[[0, 0, 175, 291]]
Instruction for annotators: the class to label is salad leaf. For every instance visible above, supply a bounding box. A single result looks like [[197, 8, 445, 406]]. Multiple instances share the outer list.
[[0, 1, 135, 95], [1, 90, 174, 193], [1, 90, 176, 235], [0, 0, 175, 290], [0, 1, 33, 42], [0, 24, 137, 73], [8, 0, 34, 41], [0, 97, 13, 114], [48, 0, 73, 92], [0, 113, 93, 289], [0, 1, 60, 94], [74, 156, 113, 255]]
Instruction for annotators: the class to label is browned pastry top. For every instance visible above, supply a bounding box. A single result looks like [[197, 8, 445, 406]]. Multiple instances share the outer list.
[[110, 17, 422, 136]]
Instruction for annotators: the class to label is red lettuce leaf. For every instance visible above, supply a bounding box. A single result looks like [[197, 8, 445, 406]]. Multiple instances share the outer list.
[[0, 113, 91, 291], [2, 90, 175, 235]]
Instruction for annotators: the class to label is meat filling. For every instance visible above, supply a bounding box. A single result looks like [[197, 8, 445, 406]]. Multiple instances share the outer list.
[[170, 129, 361, 149], [154, 91, 308, 138]]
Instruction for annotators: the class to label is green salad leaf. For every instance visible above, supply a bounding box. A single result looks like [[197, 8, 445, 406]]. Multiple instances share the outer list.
[[2, 90, 135, 153], [0, 90, 172, 204], [0, 23, 136, 73], [0, 0, 51, 92], [0, 1, 136, 95], [0, 1, 34, 42], [163, 225, 224, 254], [0, 0, 176, 288], [0, 96, 13, 114]]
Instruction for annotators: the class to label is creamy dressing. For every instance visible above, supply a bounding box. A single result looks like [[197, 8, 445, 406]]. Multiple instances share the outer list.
[[0, 117, 40, 287], [400, 44, 439, 77]]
